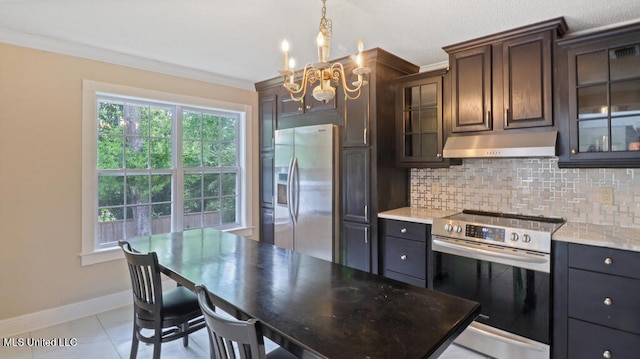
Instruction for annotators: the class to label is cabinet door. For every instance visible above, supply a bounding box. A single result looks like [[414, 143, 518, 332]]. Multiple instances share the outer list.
[[568, 319, 640, 359], [502, 31, 553, 129], [560, 26, 640, 167], [384, 236, 426, 279], [341, 147, 370, 223], [259, 152, 274, 207], [343, 84, 370, 147], [450, 45, 492, 133], [260, 207, 274, 245], [341, 221, 371, 272], [568, 268, 640, 334], [259, 94, 276, 151], [396, 75, 444, 164], [279, 84, 338, 118]]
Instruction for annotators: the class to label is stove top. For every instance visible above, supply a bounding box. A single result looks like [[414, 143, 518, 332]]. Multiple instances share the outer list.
[[450, 210, 565, 233], [432, 209, 565, 254]]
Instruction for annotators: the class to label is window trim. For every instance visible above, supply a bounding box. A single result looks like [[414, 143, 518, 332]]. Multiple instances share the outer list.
[[81, 80, 253, 266]]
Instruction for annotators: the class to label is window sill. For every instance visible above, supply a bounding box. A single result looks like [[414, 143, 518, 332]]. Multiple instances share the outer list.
[[80, 247, 123, 267]]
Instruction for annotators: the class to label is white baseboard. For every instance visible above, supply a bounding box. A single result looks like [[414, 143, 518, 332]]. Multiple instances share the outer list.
[[0, 279, 173, 337]]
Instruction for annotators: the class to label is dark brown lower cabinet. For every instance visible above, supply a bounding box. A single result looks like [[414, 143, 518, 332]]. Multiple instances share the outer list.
[[341, 221, 371, 272], [553, 241, 640, 358], [381, 219, 429, 287], [259, 207, 274, 245]]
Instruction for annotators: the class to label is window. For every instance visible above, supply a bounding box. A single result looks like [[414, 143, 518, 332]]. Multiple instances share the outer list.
[[82, 81, 252, 265]]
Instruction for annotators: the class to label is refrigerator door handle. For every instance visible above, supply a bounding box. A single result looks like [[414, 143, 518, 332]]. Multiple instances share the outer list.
[[292, 156, 300, 221], [286, 157, 295, 223]]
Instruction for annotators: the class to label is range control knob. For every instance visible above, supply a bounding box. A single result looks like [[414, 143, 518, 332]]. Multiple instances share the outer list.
[[510, 233, 519, 241], [444, 224, 453, 232], [522, 234, 532, 243], [453, 225, 462, 233]]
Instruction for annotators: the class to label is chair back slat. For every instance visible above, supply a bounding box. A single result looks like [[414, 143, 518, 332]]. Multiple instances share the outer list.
[[196, 285, 266, 359], [120, 241, 163, 314]]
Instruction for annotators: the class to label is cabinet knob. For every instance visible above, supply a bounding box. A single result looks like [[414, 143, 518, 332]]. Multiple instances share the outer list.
[[305, 105, 311, 110], [297, 107, 303, 112], [400, 228, 407, 233], [603, 350, 611, 358], [571, 148, 577, 154], [436, 153, 442, 158], [401, 254, 407, 260], [604, 297, 613, 306], [604, 257, 613, 265]]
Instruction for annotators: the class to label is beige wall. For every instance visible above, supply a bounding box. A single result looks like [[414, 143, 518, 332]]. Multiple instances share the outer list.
[[0, 43, 259, 320]]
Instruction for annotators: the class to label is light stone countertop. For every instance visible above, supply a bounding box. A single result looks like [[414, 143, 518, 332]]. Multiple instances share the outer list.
[[552, 222, 640, 252], [378, 207, 458, 224], [379, 207, 640, 253]]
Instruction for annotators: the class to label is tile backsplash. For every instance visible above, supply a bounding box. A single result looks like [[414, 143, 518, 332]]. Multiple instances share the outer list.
[[410, 158, 640, 228]]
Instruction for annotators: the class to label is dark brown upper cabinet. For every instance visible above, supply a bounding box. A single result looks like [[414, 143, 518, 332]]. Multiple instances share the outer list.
[[278, 84, 338, 119], [444, 18, 567, 134], [557, 22, 640, 168], [394, 69, 460, 167]]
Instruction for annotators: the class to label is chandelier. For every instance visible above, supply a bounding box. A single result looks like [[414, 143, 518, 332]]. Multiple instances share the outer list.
[[278, 0, 371, 103]]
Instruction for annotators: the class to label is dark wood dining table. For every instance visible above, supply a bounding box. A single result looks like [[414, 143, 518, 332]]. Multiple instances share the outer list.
[[126, 228, 480, 359]]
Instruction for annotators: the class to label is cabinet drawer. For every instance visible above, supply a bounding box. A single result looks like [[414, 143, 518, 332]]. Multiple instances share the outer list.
[[568, 268, 640, 334], [568, 319, 640, 359], [384, 220, 427, 242], [384, 236, 426, 279], [569, 243, 640, 280]]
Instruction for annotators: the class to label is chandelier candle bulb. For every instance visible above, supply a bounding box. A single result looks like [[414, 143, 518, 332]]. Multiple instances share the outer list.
[[317, 32, 323, 62], [357, 38, 364, 67], [281, 40, 289, 71], [288, 58, 296, 84]]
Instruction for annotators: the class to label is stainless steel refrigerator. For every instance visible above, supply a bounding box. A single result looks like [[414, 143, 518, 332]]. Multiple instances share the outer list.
[[274, 124, 335, 262]]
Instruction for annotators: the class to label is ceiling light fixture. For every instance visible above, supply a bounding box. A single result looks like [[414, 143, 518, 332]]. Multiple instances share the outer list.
[[278, 0, 371, 103]]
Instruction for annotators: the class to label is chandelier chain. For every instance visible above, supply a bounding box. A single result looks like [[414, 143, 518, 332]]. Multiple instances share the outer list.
[[319, 0, 332, 36]]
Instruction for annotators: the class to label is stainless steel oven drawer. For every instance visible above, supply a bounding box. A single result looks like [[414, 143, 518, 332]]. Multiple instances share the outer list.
[[568, 318, 640, 359], [384, 236, 426, 280], [568, 268, 640, 334]]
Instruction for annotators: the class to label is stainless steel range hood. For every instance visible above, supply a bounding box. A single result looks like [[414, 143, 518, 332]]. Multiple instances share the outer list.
[[442, 130, 557, 158]]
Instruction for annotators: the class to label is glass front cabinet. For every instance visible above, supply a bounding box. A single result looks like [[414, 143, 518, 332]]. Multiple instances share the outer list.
[[394, 69, 458, 168], [559, 23, 640, 167]]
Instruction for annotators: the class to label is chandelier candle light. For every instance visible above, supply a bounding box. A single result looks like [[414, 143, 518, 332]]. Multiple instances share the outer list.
[[278, 0, 371, 103]]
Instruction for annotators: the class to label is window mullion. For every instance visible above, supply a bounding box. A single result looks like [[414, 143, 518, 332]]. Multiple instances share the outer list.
[[174, 105, 183, 232]]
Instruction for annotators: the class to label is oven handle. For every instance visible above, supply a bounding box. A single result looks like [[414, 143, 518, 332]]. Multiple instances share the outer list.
[[432, 238, 547, 264], [466, 322, 547, 352]]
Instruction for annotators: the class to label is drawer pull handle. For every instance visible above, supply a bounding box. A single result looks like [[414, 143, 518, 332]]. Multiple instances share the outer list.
[[603, 350, 611, 358], [604, 297, 612, 306], [400, 228, 407, 233], [604, 257, 613, 265], [401, 254, 407, 260]]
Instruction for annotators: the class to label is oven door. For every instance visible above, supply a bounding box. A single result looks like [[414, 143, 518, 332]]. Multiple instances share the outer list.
[[432, 236, 551, 359]]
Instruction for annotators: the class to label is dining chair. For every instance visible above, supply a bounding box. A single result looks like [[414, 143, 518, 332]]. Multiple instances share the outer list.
[[195, 285, 299, 359], [119, 241, 206, 359]]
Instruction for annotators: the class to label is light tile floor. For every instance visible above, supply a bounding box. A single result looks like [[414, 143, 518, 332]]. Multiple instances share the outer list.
[[0, 305, 490, 358]]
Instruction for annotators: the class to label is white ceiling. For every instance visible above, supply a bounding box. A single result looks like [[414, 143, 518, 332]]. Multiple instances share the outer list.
[[1, 0, 640, 90]]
